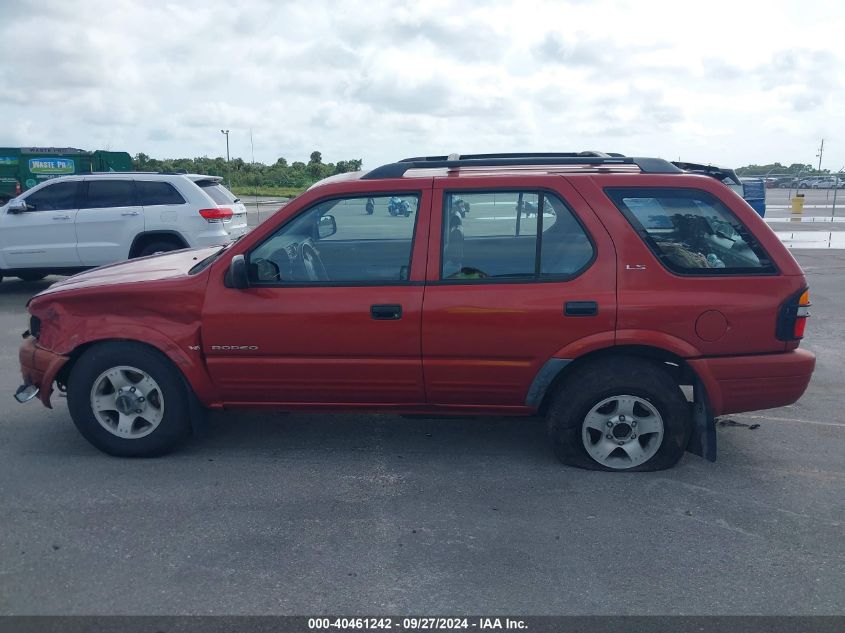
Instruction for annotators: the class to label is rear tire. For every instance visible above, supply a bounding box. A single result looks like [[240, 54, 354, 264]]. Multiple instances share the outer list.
[[547, 357, 691, 471], [16, 273, 47, 282], [67, 342, 192, 457], [136, 240, 182, 258]]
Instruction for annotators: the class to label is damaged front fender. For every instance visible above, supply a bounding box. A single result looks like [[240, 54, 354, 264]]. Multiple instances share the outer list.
[[18, 337, 69, 409]]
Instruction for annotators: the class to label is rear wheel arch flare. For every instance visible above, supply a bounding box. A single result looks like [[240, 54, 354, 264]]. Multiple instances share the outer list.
[[535, 345, 702, 414]]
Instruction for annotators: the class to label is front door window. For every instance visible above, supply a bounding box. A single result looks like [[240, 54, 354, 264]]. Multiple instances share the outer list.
[[23, 181, 79, 211], [248, 194, 420, 284]]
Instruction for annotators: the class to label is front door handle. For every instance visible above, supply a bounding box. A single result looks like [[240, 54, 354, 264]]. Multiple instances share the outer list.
[[565, 301, 598, 316], [52, 215, 71, 221], [371, 304, 402, 320]]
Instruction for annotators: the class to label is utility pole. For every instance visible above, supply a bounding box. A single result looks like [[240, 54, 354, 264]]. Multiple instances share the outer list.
[[816, 138, 824, 171]]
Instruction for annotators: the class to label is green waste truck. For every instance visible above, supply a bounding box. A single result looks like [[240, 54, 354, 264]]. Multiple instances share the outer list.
[[0, 147, 132, 203]]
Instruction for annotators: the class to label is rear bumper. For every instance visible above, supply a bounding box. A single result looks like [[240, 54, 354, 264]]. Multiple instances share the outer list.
[[18, 337, 69, 408], [688, 349, 815, 416]]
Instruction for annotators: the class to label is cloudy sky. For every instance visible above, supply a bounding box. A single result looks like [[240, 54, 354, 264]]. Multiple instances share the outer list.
[[1, 0, 843, 171]]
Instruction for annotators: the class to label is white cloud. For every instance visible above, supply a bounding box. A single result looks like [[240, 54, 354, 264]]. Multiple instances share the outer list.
[[1, 0, 843, 170]]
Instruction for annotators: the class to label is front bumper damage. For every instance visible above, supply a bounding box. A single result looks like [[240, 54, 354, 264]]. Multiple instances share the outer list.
[[16, 337, 69, 408]]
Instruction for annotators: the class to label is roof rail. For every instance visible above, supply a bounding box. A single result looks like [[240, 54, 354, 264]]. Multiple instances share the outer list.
[[361, 153, 681, 180], [399, 151, 616, 162]]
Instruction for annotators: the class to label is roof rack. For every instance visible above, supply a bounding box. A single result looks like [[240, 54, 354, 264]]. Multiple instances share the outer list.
[[361, 152, 681, 179]]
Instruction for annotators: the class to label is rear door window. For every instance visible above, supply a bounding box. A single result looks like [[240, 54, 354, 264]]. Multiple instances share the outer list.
[[605, 187, 775, 274], [440, 190, 594, 280], [137, 181, 186, 206], [83, 180, 136, 209], [196, 180, 237, 205]]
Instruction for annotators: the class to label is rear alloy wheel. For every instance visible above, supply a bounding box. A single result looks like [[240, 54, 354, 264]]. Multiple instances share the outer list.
[[548, 357, 691, 471], [581, 395, 664, 469], [67, 342, 192, 457]]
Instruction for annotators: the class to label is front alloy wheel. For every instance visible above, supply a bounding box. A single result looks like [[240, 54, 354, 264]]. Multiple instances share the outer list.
[[67, 342, 193, 457], [90, 366, 165, 439]]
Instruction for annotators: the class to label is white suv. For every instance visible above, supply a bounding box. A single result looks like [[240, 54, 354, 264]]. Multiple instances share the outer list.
[[0, 172, 248, 282]]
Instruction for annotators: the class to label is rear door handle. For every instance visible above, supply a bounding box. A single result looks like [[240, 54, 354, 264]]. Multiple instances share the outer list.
[[52, 215, 71, 221], [371, 304, 402, 320], [121, 211, 140, 216], [565, 301, 598, 316]]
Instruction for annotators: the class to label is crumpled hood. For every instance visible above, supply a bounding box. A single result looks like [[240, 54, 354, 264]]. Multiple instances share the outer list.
[[32, 246, 220, 299]]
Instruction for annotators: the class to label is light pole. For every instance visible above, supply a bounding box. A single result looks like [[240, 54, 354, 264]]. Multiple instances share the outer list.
[[220, 129, 230, 187], [220, 129, 230, 163]]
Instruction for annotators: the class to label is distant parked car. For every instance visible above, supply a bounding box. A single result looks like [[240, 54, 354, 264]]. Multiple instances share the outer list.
[[0, 172, 248, 283], [812, 177, 838, 189]]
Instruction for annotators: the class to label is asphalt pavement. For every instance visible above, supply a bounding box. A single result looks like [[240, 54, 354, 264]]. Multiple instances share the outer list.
[[0, 247, 842, 615]]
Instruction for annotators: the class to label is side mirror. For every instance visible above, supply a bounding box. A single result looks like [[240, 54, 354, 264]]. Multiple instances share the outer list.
[[317, 214, 337, 240], [7, 200, 28, 214], [228, 254, 249, 289]]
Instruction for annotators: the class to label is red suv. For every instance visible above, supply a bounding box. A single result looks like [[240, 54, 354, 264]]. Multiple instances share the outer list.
[[15, 153, 815, 470]]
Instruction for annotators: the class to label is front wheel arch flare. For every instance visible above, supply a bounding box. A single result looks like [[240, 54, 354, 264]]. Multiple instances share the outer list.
[[56, 337, 211, 405]]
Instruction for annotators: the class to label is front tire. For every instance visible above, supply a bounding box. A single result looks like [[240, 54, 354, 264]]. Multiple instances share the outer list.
[[17, 273, 47, 282], [547, 357, 691, 471], [67, 342, 192, 457]]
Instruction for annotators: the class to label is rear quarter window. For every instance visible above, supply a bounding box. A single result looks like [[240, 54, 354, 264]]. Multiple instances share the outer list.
[[196, 180, 237, 205], [605, 187, 776, 275]]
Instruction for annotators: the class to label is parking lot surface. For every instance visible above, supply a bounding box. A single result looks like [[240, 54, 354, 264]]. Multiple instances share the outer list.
[[0, 252, 843, 615]]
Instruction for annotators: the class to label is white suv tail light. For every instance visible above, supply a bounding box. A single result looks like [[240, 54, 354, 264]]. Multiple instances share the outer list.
[[199, 207, 233, 223]]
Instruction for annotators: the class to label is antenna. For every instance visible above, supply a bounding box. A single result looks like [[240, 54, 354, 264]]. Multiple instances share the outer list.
[[816, 138, 825, 171]]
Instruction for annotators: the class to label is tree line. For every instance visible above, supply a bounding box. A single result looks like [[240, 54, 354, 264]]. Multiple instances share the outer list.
[[132, 151, 363, 190], [735, 162, 839, 176]]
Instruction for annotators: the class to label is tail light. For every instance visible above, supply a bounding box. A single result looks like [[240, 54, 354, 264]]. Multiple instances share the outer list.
[[199, 207, 233, 223], [776, 288, 811, 341], [14, 182, 21, 195]]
